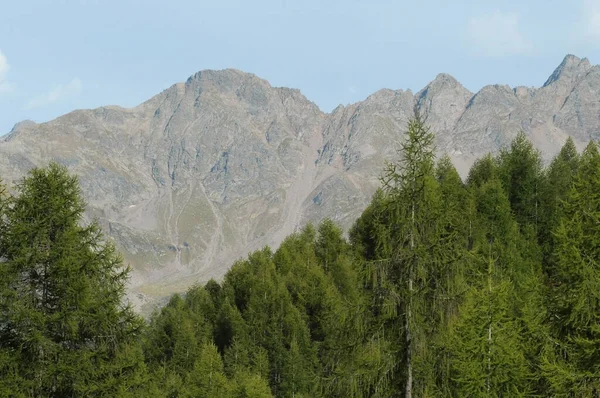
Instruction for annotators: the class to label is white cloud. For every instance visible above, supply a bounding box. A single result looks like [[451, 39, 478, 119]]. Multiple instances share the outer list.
[[467, 11, 531, 57], [0, 49, 14, 94], [25, 78, 83, 109], [584, 0, 600, 40]]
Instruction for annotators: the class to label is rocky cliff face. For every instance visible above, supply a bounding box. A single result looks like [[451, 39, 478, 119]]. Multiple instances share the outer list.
[[1, 55, 599, 310]]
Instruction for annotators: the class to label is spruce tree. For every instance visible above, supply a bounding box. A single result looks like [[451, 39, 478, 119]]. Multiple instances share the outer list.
[[0, 162, 144, 396]]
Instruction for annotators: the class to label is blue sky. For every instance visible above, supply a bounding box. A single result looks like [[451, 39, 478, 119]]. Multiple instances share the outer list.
[[1, 0, 599, 135]]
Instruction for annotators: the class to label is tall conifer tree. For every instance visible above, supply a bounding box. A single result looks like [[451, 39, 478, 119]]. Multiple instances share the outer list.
[[375, 112, 442, 397], [0, 163, 145, 396], [544, 141, 600, 395], [452, 179, 532, 396]]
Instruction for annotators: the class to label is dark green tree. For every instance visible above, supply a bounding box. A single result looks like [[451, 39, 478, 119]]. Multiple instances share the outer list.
[[0, 162, 145, 396]]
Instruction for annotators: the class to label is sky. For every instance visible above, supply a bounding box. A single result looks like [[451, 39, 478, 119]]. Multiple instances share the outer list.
[[1, 0, 600, 135]]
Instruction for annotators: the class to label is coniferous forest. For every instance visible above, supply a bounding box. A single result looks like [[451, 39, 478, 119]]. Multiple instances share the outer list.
[[1, 115, 600, 397]]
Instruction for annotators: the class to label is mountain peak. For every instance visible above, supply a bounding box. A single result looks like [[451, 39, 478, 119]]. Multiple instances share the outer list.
[[186, 68, 268, 87], [432, 73, 461, 86], [543, 54, 592, 87], [417, 73, 471, 98], [416, 72, 472, 101], [4, 120, 37, 142]]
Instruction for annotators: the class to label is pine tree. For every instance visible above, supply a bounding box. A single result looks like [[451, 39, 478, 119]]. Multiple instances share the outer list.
[[0, 162, 144, 396]]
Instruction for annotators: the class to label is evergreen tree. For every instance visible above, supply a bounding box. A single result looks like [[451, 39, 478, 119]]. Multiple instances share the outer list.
[[543, 141, 600, 395], [7, 133, 598, 397], [466, 154, 497, 189], [539, 137, 580, 265], [497, 131, 543, 229], [189, 343, 233, 397], [143, 293, 206, 374], [230, 371, 274, 398], [429, 155, 469, 396], [0, 177, 6, 259], [349, 189, 390, 262], [0, 162, 144, 396], [452, 280, 530, 397], [373, 112, 443, 397], [451, 179, 533, 396]]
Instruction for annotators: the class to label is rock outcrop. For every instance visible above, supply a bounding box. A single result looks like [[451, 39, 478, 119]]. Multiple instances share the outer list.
[[1, 55, 598, 311]]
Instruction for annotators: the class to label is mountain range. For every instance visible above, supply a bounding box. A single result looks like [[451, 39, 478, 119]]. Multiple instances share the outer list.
[[1, 54, 599, 311]]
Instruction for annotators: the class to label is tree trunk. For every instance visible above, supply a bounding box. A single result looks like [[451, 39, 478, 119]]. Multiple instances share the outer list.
[[406, 200, 415, 398], [486, 244, 493, 394]]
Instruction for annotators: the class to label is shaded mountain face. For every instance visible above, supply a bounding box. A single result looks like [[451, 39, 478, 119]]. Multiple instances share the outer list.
[[1, 55, 599, 310]]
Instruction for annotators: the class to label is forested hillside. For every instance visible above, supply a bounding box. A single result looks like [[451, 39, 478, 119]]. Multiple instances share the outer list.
[[1, 114, 599, 397]]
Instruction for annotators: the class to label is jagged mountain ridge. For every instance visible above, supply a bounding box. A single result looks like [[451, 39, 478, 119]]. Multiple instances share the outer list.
[[1, 54, 599, 310]]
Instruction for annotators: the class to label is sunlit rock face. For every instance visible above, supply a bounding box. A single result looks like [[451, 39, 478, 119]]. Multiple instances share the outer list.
[[2, 55, 598, 311]]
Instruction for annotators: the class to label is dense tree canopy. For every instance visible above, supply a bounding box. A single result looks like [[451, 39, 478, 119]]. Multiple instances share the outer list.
[[1, 121, 599, 397], [0, 163, 146, 396]]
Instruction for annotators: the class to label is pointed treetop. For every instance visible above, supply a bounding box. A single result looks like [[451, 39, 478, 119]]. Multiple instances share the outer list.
[[558, 137, 579, 161], [582, 140, 599, 158], [436, 154, 462, 185], [466, 154, 497, 189]]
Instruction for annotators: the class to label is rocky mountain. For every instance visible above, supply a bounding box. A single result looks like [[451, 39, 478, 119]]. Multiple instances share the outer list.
[[1, 54, 599, 311]]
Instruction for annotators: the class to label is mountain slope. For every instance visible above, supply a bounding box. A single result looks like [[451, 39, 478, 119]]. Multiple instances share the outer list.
[[1, 55, 599, 310]]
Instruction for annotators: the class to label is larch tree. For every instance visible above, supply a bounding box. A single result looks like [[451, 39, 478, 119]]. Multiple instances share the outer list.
[[452, 179, 532, 396], [539, 137, 580, 268], [374, 112, 443, 397], [0, 162, 145, 397], [497, 131, 543, 230], [544, 141, 600, 395]]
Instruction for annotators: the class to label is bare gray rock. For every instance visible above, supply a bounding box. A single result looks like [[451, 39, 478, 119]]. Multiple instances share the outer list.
[[1, 56, 599, 312]]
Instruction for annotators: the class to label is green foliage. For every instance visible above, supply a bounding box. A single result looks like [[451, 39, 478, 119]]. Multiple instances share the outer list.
[[497, 131, 543, 228], [0, 162, 144, 396], [450, 178, 534, 396], [540, 137, 580, 265], [543, 141, 600, 395], [452, 280, 531, 397], [466, 154, 498, 188], [1, 130, 597, 397]]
